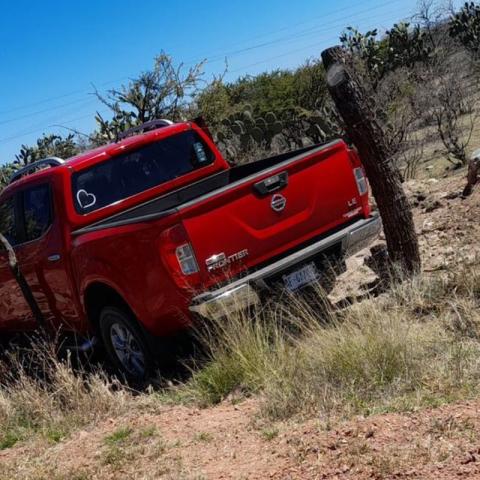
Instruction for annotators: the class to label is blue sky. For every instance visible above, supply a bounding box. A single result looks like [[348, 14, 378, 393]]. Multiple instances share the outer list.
[[0, 0, 452, 163]]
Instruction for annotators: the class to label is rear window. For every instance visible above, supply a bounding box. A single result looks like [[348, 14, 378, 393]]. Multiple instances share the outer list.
[[72, 130, 214, 213]]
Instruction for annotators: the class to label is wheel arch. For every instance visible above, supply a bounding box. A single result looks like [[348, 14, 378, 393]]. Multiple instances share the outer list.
[[84, 282, 137, 331]]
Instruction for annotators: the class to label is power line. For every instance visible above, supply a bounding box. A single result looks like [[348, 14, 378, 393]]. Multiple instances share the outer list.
[[186, 0, 402, 66], [181, 1, 364, 62], [0, 4, 412, 148], [50, 124, 95, 139], [1, 2, 403, 127], [0, 108, 109, 145], [229, 10, 410, 74], [0, 97, 98, 127], [0, 77, 128, 117], [14, 99, 101, 136], [229, 38, 340, 74], [0, 0, 406, 119]]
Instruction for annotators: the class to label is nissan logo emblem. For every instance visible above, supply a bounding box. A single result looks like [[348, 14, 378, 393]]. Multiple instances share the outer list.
[[271, 193, 287, 212]]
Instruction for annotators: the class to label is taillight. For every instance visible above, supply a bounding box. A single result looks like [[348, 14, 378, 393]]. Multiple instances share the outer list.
[[176, 243, 199, 275], [353, 167, 368, 196], [160, 224, 200, 289]]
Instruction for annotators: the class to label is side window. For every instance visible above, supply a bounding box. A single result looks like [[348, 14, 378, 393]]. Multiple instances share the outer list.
[[0, 198, 19, 247], [22, 185, 52, 242]]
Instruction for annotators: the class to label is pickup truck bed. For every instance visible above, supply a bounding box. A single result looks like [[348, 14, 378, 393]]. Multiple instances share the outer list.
[[179, 139, 373, 286]]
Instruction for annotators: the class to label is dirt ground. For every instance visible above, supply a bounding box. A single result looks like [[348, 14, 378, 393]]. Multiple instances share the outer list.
[[4, 396, 480, 479], [332, 169, 480, 301], [2, 171, 480, 480]]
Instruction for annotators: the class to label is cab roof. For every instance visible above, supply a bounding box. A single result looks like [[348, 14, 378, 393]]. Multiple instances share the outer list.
[[65, 122, 190, 170]]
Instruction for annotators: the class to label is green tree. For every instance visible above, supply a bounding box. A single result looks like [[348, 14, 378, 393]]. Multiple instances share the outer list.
[[15, 133, 79, 166], [340, 23, 432, 88], [292, 60, 328, 112], [195, 61, 330, 125], [450, 2, 480, 58], [194, 78, 231, 125], [0, 164, 17, 188], [229, 70, 298, 118]]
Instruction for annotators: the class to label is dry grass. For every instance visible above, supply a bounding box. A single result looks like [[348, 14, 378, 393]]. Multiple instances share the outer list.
[[0, 340, 134, 451], [0, 413, 206, 480], [184, 259, 480, 420]]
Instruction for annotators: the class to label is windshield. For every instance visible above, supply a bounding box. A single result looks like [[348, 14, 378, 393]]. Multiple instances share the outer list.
[[72, 130, 214, 214]]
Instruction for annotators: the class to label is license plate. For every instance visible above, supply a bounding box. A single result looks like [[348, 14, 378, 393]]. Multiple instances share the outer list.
[[283, 263, 319, 292]]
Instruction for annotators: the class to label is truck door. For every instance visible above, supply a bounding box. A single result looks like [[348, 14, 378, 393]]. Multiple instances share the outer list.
[[15, 183, 79, 332], [0, 195, 34, 331]]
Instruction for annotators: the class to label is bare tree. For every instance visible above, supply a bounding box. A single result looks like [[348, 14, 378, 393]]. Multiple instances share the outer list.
[[411, 1, 479, 165], [412, 48, 479, 165], [432, 71, 478, 165], [398, 133, 426, 181], [413, 0, 450, 50]]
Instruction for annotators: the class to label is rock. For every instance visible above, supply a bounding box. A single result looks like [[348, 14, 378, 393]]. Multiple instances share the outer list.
[[461, 453, 476, 464], [424, 200, 443, 213], [444, 191, 461, 200], [416, 192, 427, 202]]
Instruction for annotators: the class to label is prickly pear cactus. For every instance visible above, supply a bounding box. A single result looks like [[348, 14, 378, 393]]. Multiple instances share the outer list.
[[213, 105, 341, 164]]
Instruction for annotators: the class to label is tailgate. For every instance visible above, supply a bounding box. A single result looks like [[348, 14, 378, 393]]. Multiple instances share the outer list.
[[179, 141, 364, 285]]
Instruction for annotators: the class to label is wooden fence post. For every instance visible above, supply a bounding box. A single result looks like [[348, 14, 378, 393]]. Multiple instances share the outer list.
[[321, 46, 421, 275]]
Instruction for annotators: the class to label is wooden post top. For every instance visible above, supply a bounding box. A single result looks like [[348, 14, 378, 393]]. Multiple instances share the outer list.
[[321, 46, 343, 69]]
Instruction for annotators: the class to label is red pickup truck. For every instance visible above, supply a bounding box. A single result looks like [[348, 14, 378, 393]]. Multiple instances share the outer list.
[[0, 120, 380, 380]]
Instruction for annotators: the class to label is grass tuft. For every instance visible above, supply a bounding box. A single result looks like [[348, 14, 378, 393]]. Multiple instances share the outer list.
[[104, 427, 133, 445], [0, 339, 133, 450]]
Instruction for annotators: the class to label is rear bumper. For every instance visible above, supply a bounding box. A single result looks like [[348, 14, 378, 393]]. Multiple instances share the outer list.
[[189, 213, 382, 320]]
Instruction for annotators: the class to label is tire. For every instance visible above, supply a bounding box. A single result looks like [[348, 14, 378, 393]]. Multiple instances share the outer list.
[[99, 306, 152, 383]]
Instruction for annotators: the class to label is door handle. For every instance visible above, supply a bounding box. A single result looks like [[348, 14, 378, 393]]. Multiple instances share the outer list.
[[47, 254, 61, 262], [253, 171, 288, 196]]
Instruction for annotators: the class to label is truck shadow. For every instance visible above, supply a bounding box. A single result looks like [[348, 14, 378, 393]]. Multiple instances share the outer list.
[[0, 328, 208, 395]]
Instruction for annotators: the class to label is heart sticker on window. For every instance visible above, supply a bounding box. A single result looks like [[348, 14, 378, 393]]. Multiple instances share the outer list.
[[76, 189, 97, 209]]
